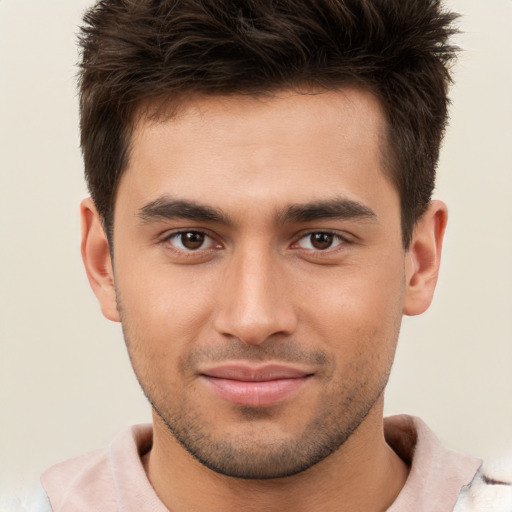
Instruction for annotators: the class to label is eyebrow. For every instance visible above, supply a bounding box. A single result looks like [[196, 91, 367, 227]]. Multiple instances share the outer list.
[[138, 197, 230, 224], [137, 196, 377, 225], [278, 198, 377, 224]]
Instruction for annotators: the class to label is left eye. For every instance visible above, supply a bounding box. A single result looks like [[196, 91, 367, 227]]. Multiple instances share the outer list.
[[296, 232, 344, 250], [167, 231, 215, 251]]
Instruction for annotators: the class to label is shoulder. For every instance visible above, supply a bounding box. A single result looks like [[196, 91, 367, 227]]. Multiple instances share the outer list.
[[39, 424, 153, 512], [0, 482, 52, 512], [40, 443, 115, 511], [454, 455, 512, 512]]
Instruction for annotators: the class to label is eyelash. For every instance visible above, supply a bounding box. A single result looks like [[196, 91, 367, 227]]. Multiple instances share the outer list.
[[161, 229, 349, 255], [293, 231, 347, 251], [163, 230, 219, 252]]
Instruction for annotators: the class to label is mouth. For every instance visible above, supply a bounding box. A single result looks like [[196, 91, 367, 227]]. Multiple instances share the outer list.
[[199, 364, 314, 407]]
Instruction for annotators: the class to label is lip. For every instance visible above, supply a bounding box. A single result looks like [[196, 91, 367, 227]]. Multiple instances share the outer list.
[[200, 364, 313, 407]]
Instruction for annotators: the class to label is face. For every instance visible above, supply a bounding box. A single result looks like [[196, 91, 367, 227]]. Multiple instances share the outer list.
[[83, 89, 442, 479]]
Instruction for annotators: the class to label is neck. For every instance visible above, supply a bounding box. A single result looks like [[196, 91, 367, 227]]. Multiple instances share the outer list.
[[144, 401, 409, 512]]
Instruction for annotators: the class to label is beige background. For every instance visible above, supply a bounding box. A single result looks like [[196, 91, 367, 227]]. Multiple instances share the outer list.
[[1, 0, 511, 493]]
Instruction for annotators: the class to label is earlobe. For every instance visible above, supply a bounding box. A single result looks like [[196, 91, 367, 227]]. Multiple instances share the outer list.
[[80, 198, 120, 322], [403, 200, 448, 316]]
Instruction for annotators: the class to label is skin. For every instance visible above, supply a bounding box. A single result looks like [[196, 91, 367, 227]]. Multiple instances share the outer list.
[[81, 88, 447, 512]]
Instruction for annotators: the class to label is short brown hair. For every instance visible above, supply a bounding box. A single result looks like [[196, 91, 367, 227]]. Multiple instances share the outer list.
[[78, 0, 459, 247]]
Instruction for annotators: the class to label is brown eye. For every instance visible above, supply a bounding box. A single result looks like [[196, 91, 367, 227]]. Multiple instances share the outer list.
[[310, 233, 334, 250], [181, 232, 205, 250], [169, 231, 211, 251], [297, 232, 343, 251]]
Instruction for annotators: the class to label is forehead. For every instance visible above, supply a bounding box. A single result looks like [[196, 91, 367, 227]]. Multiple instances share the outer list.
[[134, 87, 387, 156], [119, 88, 395, 221]]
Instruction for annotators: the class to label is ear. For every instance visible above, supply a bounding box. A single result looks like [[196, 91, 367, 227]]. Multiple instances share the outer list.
[[80, 198, 120, 322], [403, 200, 448, 316]]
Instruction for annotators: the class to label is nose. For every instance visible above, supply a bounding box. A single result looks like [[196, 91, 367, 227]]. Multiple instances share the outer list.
[[213, 245, 298, 345]]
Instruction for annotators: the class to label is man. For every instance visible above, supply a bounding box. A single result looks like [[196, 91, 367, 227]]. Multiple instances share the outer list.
[[31, 0, 510, 510]]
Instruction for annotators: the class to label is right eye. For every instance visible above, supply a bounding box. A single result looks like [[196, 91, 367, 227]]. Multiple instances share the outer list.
[[166, 231, 216, 251]]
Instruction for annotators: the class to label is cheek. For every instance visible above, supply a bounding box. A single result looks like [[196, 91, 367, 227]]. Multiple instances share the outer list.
[[298, 259, 405, 357], [114, 258, 219, 361], [118, 251, 217, 312], [304, 258, 405, 316]]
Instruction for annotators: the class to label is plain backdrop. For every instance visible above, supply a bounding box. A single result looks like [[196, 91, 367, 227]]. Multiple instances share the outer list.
[[1, 0, 511, 493]]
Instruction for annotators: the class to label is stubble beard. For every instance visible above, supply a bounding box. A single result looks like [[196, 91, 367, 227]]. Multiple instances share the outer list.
[[122, 330, 394, 480], [115, 271, 402, 479], [149, 380, 386, 479]]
